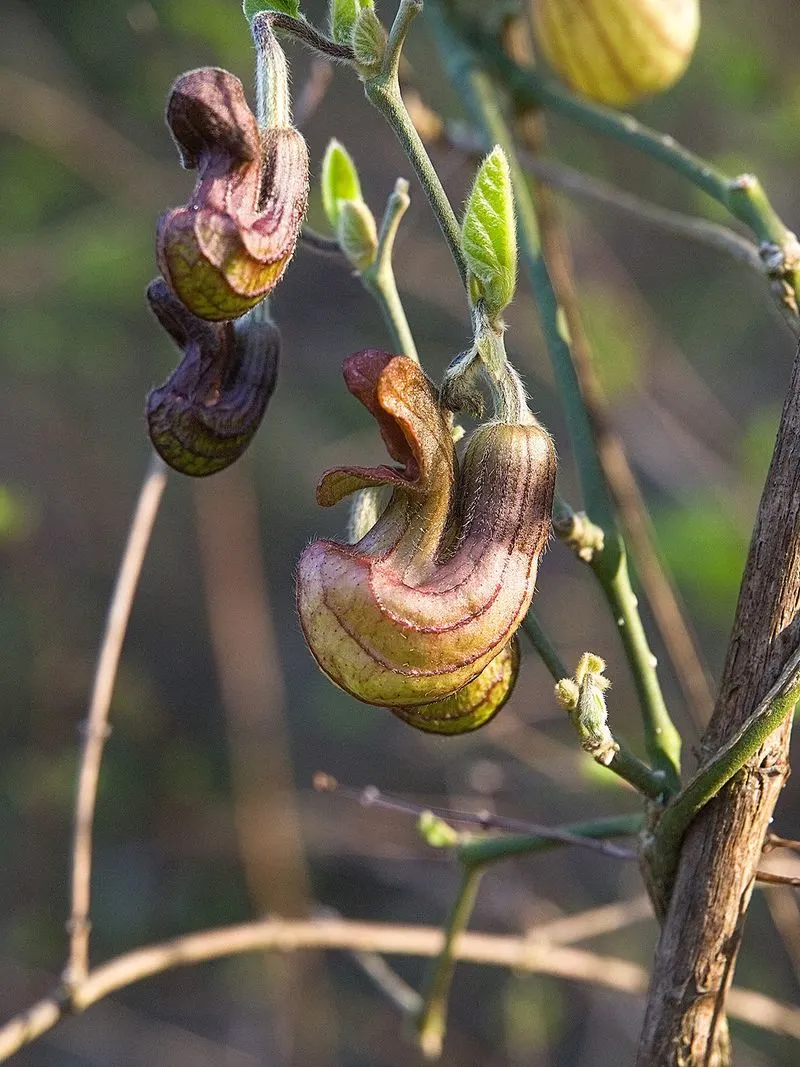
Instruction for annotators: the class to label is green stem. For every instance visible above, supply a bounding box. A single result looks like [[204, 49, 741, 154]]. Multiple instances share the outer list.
[[416, 866, 482, 1059], [457, 812, 643, 869], [606, 554, 682, 791], [417, 812, 641, 1056], [364, 3, 469, 290], [361, 178, 420, 362], [428, 3, 681, 792], [462, 20, 800, 306], [648, 647, 800, 894], [520, 611, 568, 679]]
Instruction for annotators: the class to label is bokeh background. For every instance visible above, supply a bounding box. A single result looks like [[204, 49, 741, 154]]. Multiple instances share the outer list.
[[2, 1, 800, 1064]]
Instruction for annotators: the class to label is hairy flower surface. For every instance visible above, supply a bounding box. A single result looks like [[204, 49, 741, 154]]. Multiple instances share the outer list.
[[146, 278, 279, 476], [157, 67, 308, 320], [296, 351, 556, 711]]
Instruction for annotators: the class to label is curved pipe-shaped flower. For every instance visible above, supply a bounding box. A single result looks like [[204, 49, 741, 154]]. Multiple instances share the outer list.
[[297, 350, 556, 709], [157, 67, 308, 321], [146, 278, 279, 476]]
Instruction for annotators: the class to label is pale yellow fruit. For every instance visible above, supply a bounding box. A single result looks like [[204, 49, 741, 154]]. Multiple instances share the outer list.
[[533, 0, 700, 106]]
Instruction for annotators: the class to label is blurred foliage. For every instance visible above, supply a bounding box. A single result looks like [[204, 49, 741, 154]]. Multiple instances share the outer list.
[[1, 1, 800, 1065]]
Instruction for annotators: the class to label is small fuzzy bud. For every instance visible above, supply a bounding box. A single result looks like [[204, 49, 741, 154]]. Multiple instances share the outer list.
[[337, 199, 378, 271], [329, 0, 361, 44], [352, 5, 387, 75], [559, 652, 618, 767], [321, 139, 364, 229], [461, 147, 517, 325]]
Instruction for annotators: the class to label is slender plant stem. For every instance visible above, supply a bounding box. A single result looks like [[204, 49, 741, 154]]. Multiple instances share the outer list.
[[427, 3, 681, 791], [364, 2, 468, 289], [65, 453, 168, 986], [361, 177, 420, 361], [416, 811, 640, 1057], [417, 866, 483, 1059], [300, 226, 343, 256], [456, 813, 642, 868], [510, 80, 715, 726], [520, 611, 568, 679], [316, 774, 642, 851], [440, 122, 766, 275], [254, 10, 356, 63], [647, 645, 800, 893], [463, 21, 800, 283], [4, 914, 800, 1061]]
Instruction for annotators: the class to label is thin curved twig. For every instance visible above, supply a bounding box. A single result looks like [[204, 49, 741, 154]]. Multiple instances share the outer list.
[[66, 454, 168, 986]]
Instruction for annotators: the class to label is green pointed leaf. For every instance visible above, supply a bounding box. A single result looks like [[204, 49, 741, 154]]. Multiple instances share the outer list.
[[321, 139, 363, 228], [243, 0, 301, 19], [329, 0, 360, 44], [461, 146, 517, 322]]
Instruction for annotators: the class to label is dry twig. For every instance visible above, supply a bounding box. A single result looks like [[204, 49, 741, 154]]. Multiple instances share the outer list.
[[66, 454, 167, 986], [3, 915, 800, 1061]]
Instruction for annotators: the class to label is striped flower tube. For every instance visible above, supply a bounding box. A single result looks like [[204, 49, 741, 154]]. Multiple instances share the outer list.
[[296, 350, 556, 732]]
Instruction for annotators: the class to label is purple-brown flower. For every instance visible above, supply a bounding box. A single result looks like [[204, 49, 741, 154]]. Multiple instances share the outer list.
[[146, 277, 279, 476], [157, 67, 308, 321], [296, 351, 556, 728]]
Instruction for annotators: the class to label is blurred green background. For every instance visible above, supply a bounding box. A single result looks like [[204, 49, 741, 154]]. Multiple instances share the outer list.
[[2, 1, 800, 1064]]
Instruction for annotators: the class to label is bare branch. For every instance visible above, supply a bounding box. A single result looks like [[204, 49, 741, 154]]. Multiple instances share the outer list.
[[3, 916, 800, 1060], [313, 775, 638, 860], [66, 454, 168, 986]]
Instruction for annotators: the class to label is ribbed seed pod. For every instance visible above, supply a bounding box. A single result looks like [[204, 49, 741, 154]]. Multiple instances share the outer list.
[[532, 0, 700, 106]]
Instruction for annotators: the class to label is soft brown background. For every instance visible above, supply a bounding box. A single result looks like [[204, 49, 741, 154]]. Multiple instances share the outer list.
[[2, 1, 800, 1063]]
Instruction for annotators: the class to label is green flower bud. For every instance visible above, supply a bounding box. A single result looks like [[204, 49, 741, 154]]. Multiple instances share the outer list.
[[352, 5, 386, 75], [418, 812, 460, 849], [329, 0, 360, 44], [321, 139, 364, 229], [337, 199, 379, 271]]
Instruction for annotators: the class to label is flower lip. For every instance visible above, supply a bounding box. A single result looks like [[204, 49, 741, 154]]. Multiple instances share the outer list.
[[166, 67, 261, 171], [316, 350, 455, 507]]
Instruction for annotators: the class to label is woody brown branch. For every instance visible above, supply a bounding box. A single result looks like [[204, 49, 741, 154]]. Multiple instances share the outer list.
[[637, 343, 800, 1065]]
